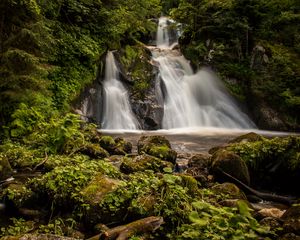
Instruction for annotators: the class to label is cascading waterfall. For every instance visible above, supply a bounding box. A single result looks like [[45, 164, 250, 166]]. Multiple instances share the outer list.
[[153, 17, 256, 129], [101, 51, 139, 130]]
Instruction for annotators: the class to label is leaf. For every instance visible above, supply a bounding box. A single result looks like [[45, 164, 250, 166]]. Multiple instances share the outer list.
[[189, 211, 208, 226]]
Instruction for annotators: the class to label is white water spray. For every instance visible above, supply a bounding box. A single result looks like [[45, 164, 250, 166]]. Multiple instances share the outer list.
[[101, 51, 139, 130], [154, 17, 256, 129]]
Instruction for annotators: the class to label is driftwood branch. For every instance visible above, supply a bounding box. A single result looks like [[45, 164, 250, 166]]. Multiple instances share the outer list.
[[88, 216, 164, 240], [218, 167, 296, 205]]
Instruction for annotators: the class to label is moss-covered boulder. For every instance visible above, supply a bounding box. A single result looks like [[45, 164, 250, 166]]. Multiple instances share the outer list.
[[229, 132, 264, 144], [80, 174, 123, 225], [99, 136, 116, 152], [120, 154, 173, 174], [79, 143, 109, 159], [98, 136, 132, 155], [137, 136, 177, 164], [228, 136, 300, 194], [211, 182, 247, 200], [211, 150, 250, 185], [0, 155, 13, 180], [114, 137, 132, 155]]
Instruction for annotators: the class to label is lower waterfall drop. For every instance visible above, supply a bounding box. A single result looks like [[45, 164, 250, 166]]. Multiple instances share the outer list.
[[101, 51, 139, 130]]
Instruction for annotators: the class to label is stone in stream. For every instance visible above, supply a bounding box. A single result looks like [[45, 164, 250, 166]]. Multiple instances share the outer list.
[[120, 154, 173, 174], [211, 149, 250, 186], [229, 132, 264, 144], [137, 136, 177, 164]]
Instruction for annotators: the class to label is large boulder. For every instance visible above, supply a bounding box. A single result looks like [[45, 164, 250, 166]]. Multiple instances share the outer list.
[[137, 136, 177, 164], [211, 150, 250, 185]]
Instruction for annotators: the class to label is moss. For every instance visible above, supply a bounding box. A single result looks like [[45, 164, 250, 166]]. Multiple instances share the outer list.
[[120, 154, 173, 174], [229, 132, 265, 144], [211, 183, 247, 201], [79, 143, 109, 159]]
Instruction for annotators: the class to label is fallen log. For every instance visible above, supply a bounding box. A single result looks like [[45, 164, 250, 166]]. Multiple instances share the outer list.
[[87, 216, 164, 240], [218, 168, 296, 205]]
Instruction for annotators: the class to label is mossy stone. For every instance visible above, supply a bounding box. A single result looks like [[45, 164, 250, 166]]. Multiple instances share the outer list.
[[229, 132, 264, 144], [211, 182, 247, 200], [120, 154, 173, 174], [211, 150, 250, 185], [79, 143, 109, 159]]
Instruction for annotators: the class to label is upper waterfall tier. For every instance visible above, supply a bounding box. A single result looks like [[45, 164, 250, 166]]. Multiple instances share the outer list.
[[101, 51, 139, 130], [153, 17, 256, 129]]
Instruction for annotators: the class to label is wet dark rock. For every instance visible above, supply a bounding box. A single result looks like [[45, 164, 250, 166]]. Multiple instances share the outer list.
[[211, 150, 250, 185]]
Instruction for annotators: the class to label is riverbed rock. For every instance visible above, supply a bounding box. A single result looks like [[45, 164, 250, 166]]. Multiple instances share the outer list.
[[258, 208, 286, 219], [259, 217, 282, 232], [279, 233, 300, 240], [120, 154, 173, 174], [184, 153, 211, 186], [137, 136, 177, 164], [211, 182, 247, 200], [211, 150, 250, 185], [281, 205, 300, 235], [79, 143, 109, 159], [0, 155, 13, 180], [229, 132, 264, 144]]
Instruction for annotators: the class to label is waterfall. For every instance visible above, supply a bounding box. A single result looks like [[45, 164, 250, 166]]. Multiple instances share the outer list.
[[153, 17, 256, 129], [101, 51, 139, 130]]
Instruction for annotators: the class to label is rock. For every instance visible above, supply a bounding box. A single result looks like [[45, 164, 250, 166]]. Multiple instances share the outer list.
[[211, 182, 247, 200], [188, 153, 211, 169], [229, 132, 264, 144], [107, 155, 124, 169], [208, 146, 225, 155], [99, 136, 116, 152], [279, 233, 300, 240], [258, 208, 286, 219], [120, 154, 173, 174], [0, 155, 13, 181], [281, 205, 300, 220], [282, 205, 300, 235], [211, 150, 250, 185], [114, 137, 132, 154], [250, 45, 269, 70], [259, 217, 282, 232], [79, 143, 109, 159], [185, 153, 211, 186], [137, 136, 177, 164], [219, 199, 252, 209], [80, 174, 123, 225]]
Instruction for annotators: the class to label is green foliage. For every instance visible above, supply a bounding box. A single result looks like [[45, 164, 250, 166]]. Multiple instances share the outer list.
[[0, 218, 34, 237], [228, 136, 300, 171], [30, 159, 120, 207], [176, 200, 272, 239]]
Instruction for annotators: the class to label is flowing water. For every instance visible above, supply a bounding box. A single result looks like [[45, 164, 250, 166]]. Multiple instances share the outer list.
[[101, 51, 139, 130], [152, 17, 256, 129]]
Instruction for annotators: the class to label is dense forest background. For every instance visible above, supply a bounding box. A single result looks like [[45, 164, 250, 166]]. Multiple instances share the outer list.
[[0, 0, 299, 138]]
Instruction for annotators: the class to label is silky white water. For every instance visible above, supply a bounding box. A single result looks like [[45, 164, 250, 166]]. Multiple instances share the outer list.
[[154, 17, 256, 129], [101, 51, 139, 129]]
